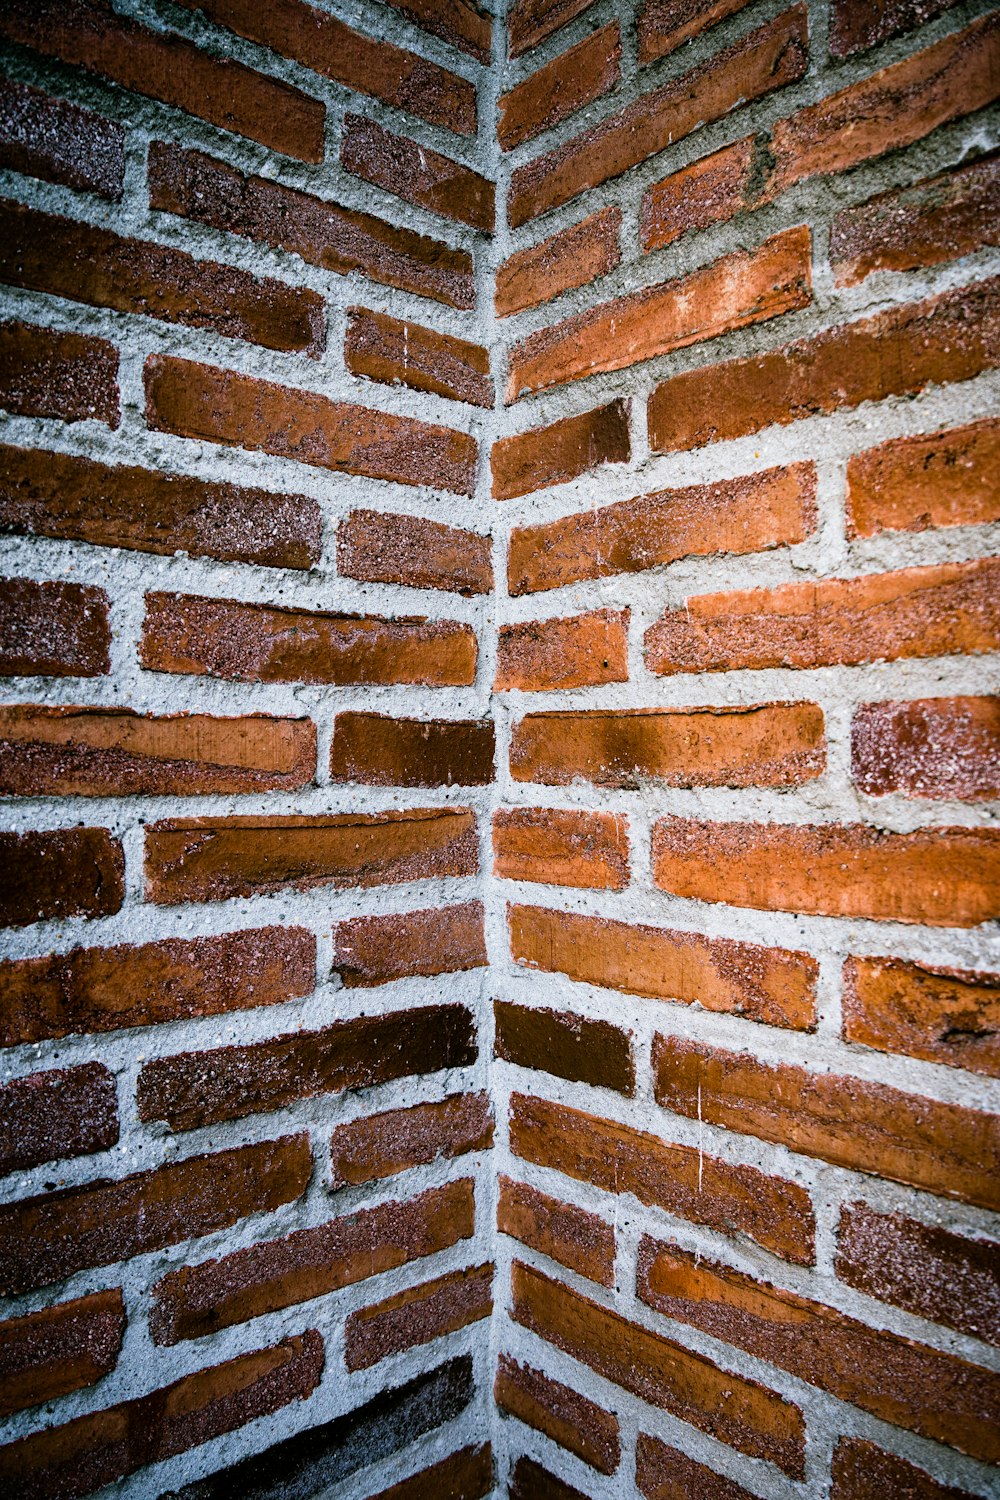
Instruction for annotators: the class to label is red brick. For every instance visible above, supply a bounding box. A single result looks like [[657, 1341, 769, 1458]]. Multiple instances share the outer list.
[[0, 828, 123, 929], [346, 1263, 492, 1370], [0, 1062, 118, 1177], [493, 807, 629, 889], [645, 559, 1000, 674], [831, 1437, 982, 1500], [379, 0, 491, 61], [638, 1236, 1000, 1465], [641, 134, 759, 252], [330, 714, 494, 786], [509, 226, 811, 399], [498, 1177, 615, 1288], [2, 575, 109, 679], [510, 903, 817, 1030], [145, 808, 477, 906], [652, 816, 1000, 927], [140, 591, 477, 687], [171, 0, 476, 135], [0, 443, 321, 570], [149, 142, 475, 309], [0, 78, 124, 198], [0, 199, 324, 356], [333, 902, 487, 987], [510, 1457, 588, 1500], [836, 1202, 1000, 1344], [495, 1001, 635, 1092], [648, 277, 1000, 452], [495, 1352, 619, 1470], [0, 1330, 323, 1500], [638, 0, 754, 64], [338, 509, 492, 596], [0, 925, 315, 1048], [371, 1445, 494, 1500], [499, 24, 621, 152], [843, 954, 1000, 1080], [653, 1034, 1000, 1211], [513, 1259, 805, 1474], [508, 0, 597, 57], [0, 1290, 124, 1420], [497, 609, 629, 691], [846, 417, 1000, 537], [496, 207, 621, 318], [509, 1092, 815, 1265], [0, 1135, 312, 1296], [831, 0, 963, 55], [345, 308, 492, 408], [0, 704, 316, 798], [509, 462, 816, 594], [492, 400, 629, 500], [852, 696, 1000, 800], [137, 1004, 477, 1132], [636, 1432, 758, 1500], [0, 0, 324, 161], [509, 7, 808, 226], [342, 115, 493, 231], [145, 355, 477, 496], [831, 151, 1000, 287], [151, 1180, 474, 1344], [330, 1092, 493, 1188], [0, 321, 118, 426]]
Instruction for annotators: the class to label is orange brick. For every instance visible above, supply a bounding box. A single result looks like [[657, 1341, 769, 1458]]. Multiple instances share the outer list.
[[636, 1431, 759, 1500], [333, 902, 486, 987], [492, 400, 629, 500], [329, 1092, 493, 1189], [496, 609, 629, 691], [638, 0, 753, 63], [843, 954, 1000, 1080], [345, 308, 492, 409], [498, 1176, 615, 1287], [852, 696, 1000, 800], [846, 418, 1000, 537], [0, 1290, 124, 1420], [0, 577, 109, 678], [494, 1352, 619, 1470], [371, 1445, 494, 1500], [641, 135, 758, 252], [496, 207, 621, 319], [508, 0, 597, 57], [493, 807, 629, 889], [337, 510, 492, 596], [342, 115, 493, 231], [330, 714, 494, 787], [381, 0, 490, 60], [498, 24, 621, 152]]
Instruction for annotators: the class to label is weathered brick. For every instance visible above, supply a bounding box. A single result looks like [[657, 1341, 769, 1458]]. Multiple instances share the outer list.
[[0, 1290, 124, 1420], [509, 8, 807, 225], [497, 609, 629, 691], [0, 321, 118, 426], [370, 1444, 493, 1500], [512, 1260, 805, 1475], [651, 816, 1000, 927], [330, 714, 495, 787], [509, 461, 816, 594], [509, 904, 817, 1030], [0, 200, 324, 356], [852, 696, 1000, 799], [145, 355, 477, 496], [151, 1180, 475, 1344], [0, 1135, 312, 1295], [144, 809, 478, 906], [345, 308, 492, 408], [0, 0, 324, 161], [846, 417, 1000, 537], [0, 444, 322, 570], [509, 1092, 816, 1265], [333, 902, 487, 987], [498, 1177, 616, 1288], [836, 1202, 1000, 1344], [0, 1062, 118, 1177], [645, 559, 1000, 674], [496, 207, 621, 318], [0, 828, 124, 929], [342, 115, 493, 231], [831, 0, 963, 55], [137, 1004, 477, 1132], [171, 0, 476, 135], [149, 142, 475, 309], [638, 0, 754, 64], [831, 151, 1000, 287], [831, 1437, 982, 1500], [338, 509, 492, 596], [0, 925, 315, 1048], [509, 226, 811, 398], [0, 577, 109, 677], [492, 400, 629, 500], [638, 1237, 1000, 1465], [843, 954, 1000, 1080], [499, 24, 621, 152], [493, 807, 629, 889], [0, 78, 124, 198], [637, 1433, 759, 1500], [653, 1035, 1000, 1211], [346, 1263, 493, 1370], [140, 591, 477, 687], [329, 1092, 493, 1189], [380, 0, 491, 61], [0, 1331, 324, 1500], [641, 134, 759, 252], [0, 704, 316, 798], [510, 1456, 587, 1500], [495, 1352, 619, 1470], [495, 1001, 635, 1092], [511, 703, 824, 788]]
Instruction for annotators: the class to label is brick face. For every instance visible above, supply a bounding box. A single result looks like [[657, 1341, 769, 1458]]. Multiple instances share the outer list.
[[496, 608, 629, 690], [342, 115, 494, 231], [330, 713, 494, 787], [496, 207, 621, 318], [497, 1177, 616, 1287], [0, 1290, 125, 1420], [495, 1002, 635, 1093], [337, 510, 492, 596], [494, 1352, 620, 1469], [345, 308, 493, 409], [0, 577, 110, 677], [846, 417, 1000, 537], [851, 696, 1000, 799], [830, 1437, 983, 1500], [332, 903, 487, 987], [0, 78, 125, 199], [492, 400, 630, 499], [329, 1092, 493, 1188], [493, 807, 629, 888], [345, 1262, 493, 1370], [0, 321, 119, 425], [0, 1062, 118, 1177], [498, 24, 621, 152], [842, 954, 1000, 1079], [0, 828, 124, 929]]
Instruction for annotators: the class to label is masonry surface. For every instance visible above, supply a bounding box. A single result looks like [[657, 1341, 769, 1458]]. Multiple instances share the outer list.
[[0, 1, 996, 1497]]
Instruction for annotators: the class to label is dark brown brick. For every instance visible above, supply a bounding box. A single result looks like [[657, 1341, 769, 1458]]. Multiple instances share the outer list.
[[346, 1263, 492, 1370], [510, 1456, 588, 1500], [337, 509, 492, 596], [498, 23, 621, 152], [333, 902, 486, 987], [636, 1432, 759, 1500], [329, 1092, 493, 1189], [641, 134, 759, 253], [0, 1290, 124, 1420], [831, 1437, 983, 1500], [342, 115, 493, 231], [0, 577, 109, 677], [0, 321, 118, 426], [497, 1178, 616, 1288], [639, 0, 754, 64], [330, 714, 495, 787], [492, 400, 629, 500], [496, 207, 621, 319], [846, 417, 1000, 538], [493, 807, 629, 889], [508, 0, 597, 56], [0, 77, 124, 198], [843, 954, 1000, 1080], [370, 1444, 493, 1500], [0, 828, 123, 929], [830, 0, 965, 58], [0, 1062, 118, 1177], [494, 1000, 635, 1093], [345, 308, 492, 409], [380, 0, 491, 61], [852, 696, 1000, 799], [495, 1352, 619, 1470]]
